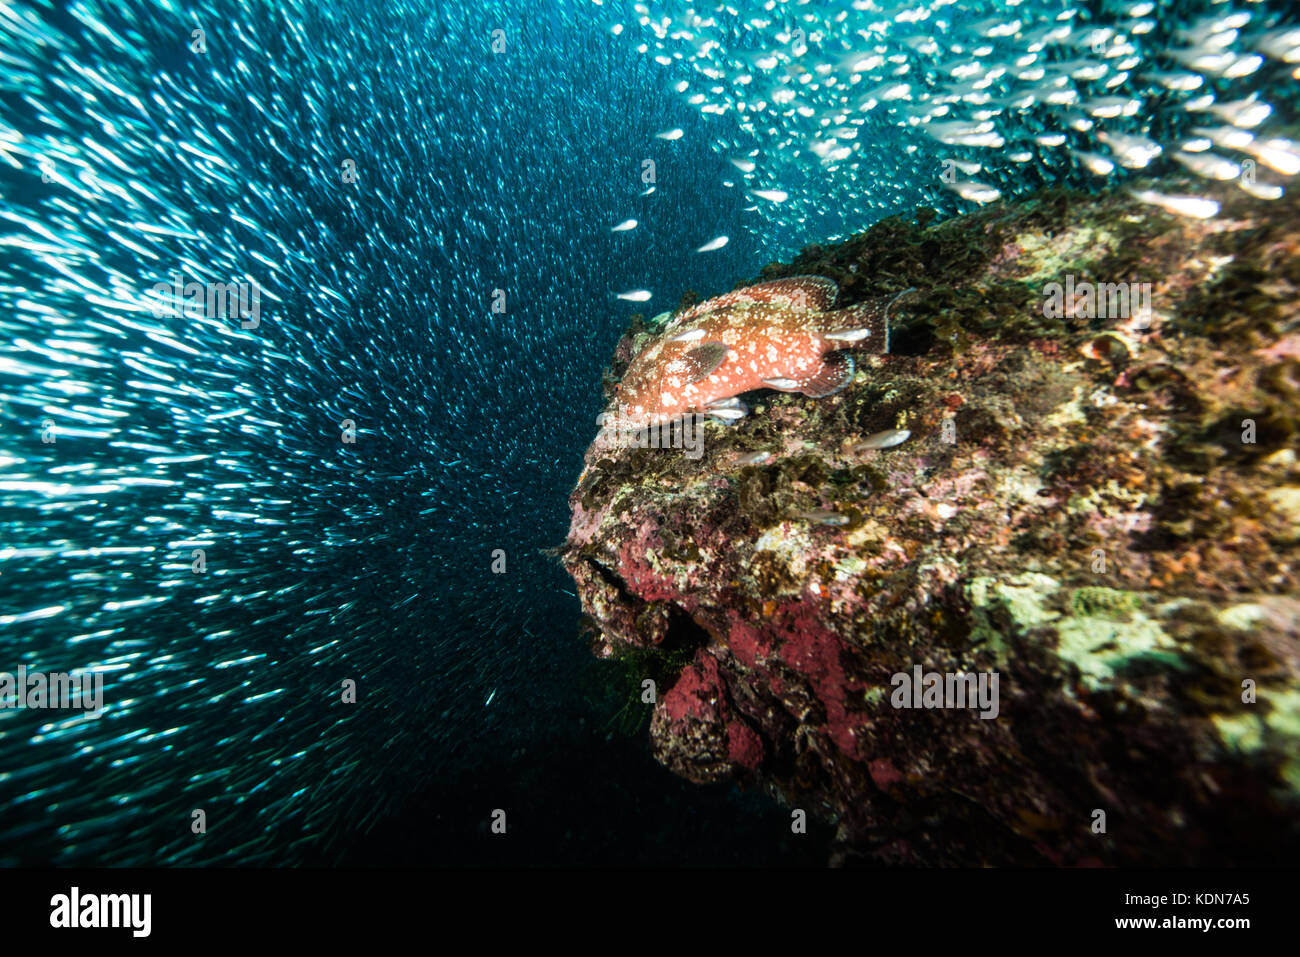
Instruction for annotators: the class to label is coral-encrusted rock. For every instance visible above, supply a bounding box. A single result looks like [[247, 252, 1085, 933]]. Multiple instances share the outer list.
[[652, 653, 767, 783], [562, 181, 1300, 865]]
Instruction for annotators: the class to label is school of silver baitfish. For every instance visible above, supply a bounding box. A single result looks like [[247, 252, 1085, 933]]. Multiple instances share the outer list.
[[608, 0, 1297, 285]]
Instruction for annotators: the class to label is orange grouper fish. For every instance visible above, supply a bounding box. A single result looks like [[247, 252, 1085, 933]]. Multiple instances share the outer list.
[[608, 276, 914, 430]]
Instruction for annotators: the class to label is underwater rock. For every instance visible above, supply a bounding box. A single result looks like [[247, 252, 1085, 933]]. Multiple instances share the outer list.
[[564, 181, 1300, 866]]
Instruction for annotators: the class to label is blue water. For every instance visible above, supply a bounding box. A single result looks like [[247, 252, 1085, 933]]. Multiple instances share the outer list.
[[0, 0, 1294, 864]]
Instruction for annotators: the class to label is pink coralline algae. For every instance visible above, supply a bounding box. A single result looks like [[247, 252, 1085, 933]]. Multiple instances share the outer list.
[[653, 652, 766, 782], [562, 183, 1300, 866]]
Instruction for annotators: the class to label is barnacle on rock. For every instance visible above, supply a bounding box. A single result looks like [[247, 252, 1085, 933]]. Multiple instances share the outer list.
[[1079, 331, 1135, 363]]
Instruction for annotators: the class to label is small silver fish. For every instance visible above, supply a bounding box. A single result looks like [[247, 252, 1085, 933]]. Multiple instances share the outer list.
[[1240, 137, 1300, 176], [1239, 179, 1283, 201], [797, 509, 849, 526], [1256, 26, 1300, 63], [1172, 150, 1241, 180], [1198, 96, 1272, 129], [1071, 149, 1115, 176], [735, 450, 774, 467], [946, 180, 1001, 204], [1143, 69, 1204, 91], [1191, 124, 1254, 151], [1096, 130, 1162, 168], [1130, 189, 1220, 219], [855, 428, 911, 451]]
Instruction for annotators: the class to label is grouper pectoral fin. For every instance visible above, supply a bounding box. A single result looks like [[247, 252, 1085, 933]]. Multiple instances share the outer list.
[[683, 342, 729, 383]]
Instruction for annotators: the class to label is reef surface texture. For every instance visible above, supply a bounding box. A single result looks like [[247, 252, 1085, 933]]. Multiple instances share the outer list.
[[562, 183, 1300, 865]]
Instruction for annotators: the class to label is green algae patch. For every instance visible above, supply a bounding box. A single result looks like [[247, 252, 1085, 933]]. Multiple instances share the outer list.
[[1218, 603, 1272, 631], [969, 573, 1061, 626], [1213, 689, 1300, 796], [1056, 613, 1182, 689], [966, 572, 1061, 666], [967, 574, 1183, 689], [1014, 224, 1122, 286], [1070, 586, 1144, 620]]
